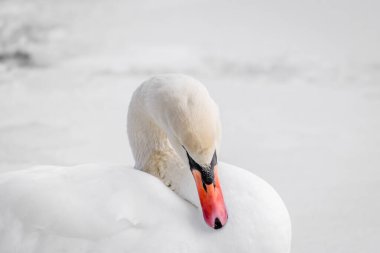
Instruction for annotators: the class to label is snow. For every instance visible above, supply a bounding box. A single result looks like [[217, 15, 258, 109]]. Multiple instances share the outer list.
[[1, 0, 380, 252]]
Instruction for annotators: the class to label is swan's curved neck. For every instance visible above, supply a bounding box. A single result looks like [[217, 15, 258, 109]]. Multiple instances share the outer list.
[[127, 86, 197, 204]]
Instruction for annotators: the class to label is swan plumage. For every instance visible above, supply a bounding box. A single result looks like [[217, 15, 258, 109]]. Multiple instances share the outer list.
[[0, 74, 291, 253]]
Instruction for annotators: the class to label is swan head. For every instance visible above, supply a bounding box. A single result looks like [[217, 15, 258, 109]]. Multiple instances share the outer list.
[[129, 74, 228, 229]]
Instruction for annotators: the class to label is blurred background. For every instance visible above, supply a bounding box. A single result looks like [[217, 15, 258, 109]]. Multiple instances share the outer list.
[[0, 0, 379, 252]]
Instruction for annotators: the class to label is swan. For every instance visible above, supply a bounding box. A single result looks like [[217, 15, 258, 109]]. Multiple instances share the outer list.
[[0, 74, 291, 253]]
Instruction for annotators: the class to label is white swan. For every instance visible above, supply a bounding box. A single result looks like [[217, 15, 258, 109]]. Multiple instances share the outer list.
[[0, 74, 291, 253]]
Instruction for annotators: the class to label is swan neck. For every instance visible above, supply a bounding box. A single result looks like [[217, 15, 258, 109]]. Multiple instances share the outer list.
[[127, 87, 188, 189], [126, 81, 202, 205]]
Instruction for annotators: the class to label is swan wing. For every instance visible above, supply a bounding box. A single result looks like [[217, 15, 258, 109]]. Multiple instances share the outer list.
[[0, 163, 291, 253]]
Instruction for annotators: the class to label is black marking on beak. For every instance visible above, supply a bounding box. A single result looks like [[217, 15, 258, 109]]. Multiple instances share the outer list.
[[185, 149, 218, 186], [202, 182, 207, 192], [214, 217, 223, 229]]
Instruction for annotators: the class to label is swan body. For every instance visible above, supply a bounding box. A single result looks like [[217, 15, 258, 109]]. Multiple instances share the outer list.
[[0, 74, 291, 253]]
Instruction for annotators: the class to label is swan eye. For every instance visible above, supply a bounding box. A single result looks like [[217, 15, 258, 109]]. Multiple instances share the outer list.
[[186, 150, 200, 169], [210, 151, 217, 168]]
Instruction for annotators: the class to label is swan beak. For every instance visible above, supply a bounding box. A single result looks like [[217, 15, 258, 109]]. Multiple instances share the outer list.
[[191, 165, 228, 229]]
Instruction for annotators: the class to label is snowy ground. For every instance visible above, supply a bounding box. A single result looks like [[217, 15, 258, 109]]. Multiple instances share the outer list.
[[1, 0, 380, 252]]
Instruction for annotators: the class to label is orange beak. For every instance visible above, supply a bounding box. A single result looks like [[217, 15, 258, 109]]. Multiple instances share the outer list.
[[191, 165, 228, 229]]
